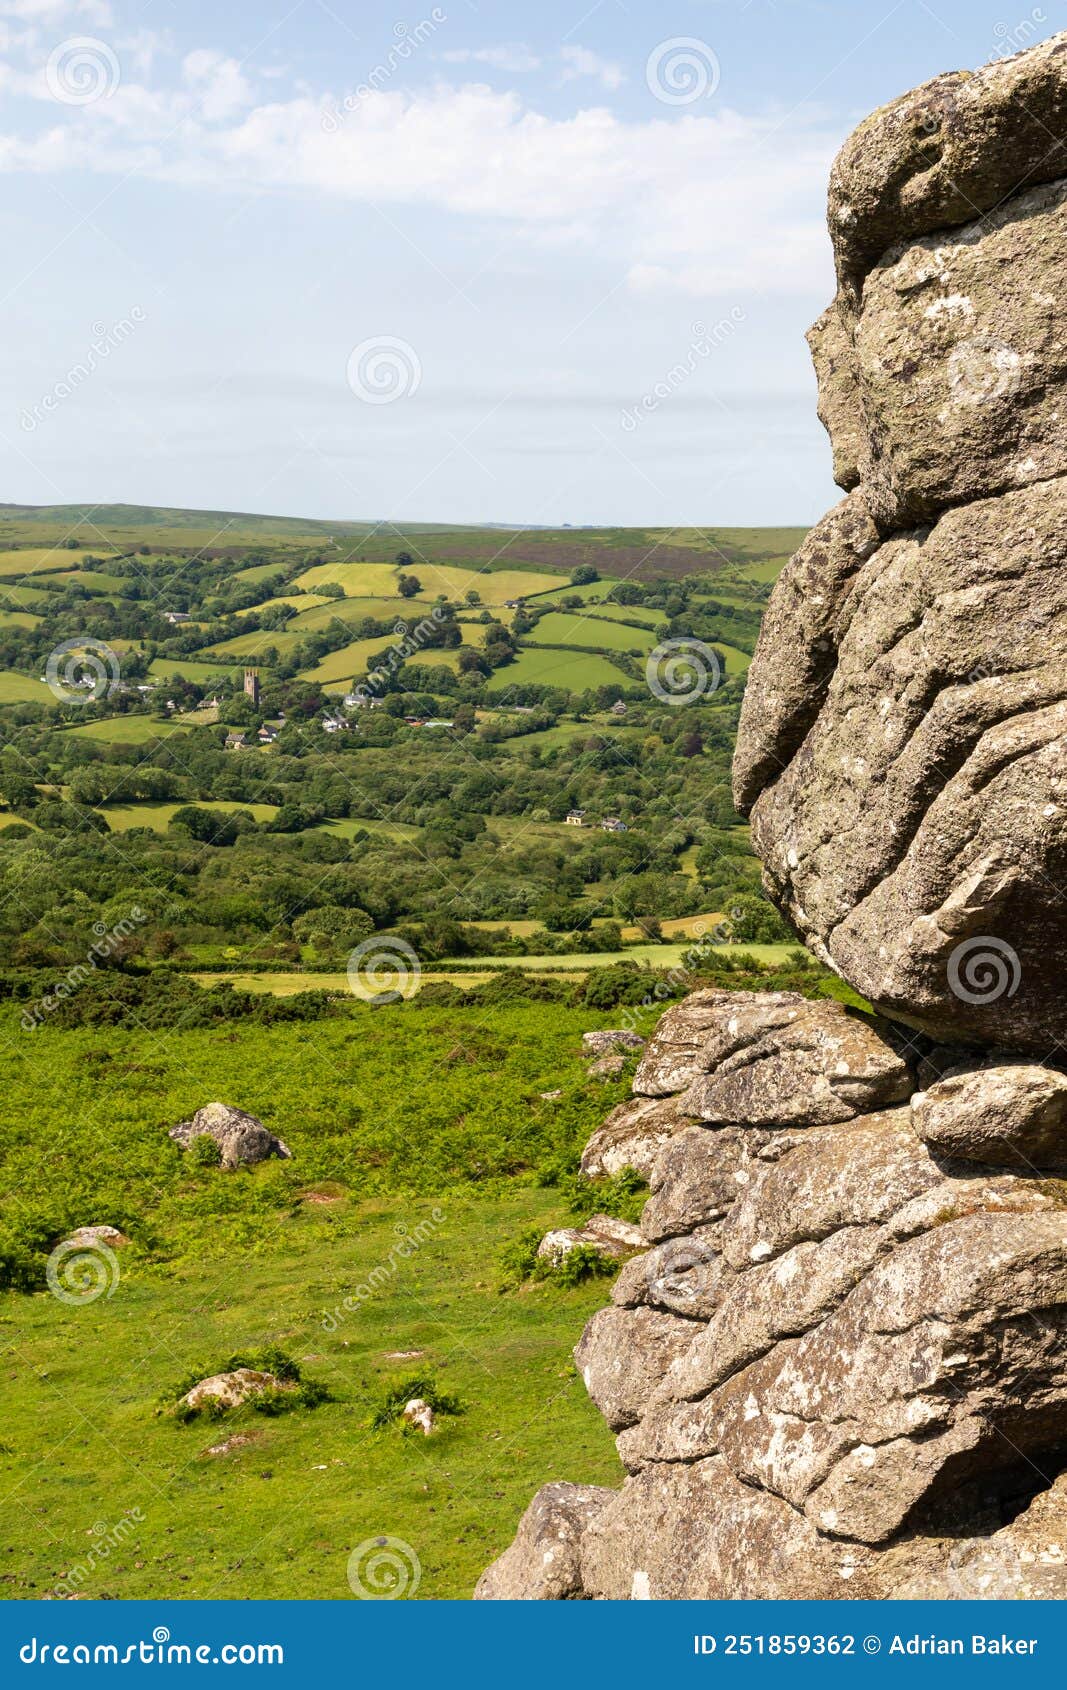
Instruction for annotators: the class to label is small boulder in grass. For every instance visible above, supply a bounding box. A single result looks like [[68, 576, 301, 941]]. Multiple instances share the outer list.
[[402, 1398, 436, 1435], [180, 1368, 292, 1415], [537, 1213, 644, 1267], [582, 1030, 646, 1056], [170, 1102, 291, 1169], [62, 1224, 130, 1250], [588, 1054, 627, 1080]]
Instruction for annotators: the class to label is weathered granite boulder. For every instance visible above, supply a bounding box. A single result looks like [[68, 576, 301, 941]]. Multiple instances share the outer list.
[[633, 988, 913, 1119], [474, 1484, 616, 1600], [581, 1029, 645, 1055], [478, 1027, 1067, 1597], [913, 1063, 1067, 1167], [853, 178, 1067, 528], [61, 1224, 129, 1250], [170, 1102, 291, 1169], [476, 35, 1067, 1604], [828, 33, 1067, 304], [741, 478, 1067, 1053], [736, 36, 1067, 1057], [179, 1368, 290, 1414], [581, 1094, 698, 1179]]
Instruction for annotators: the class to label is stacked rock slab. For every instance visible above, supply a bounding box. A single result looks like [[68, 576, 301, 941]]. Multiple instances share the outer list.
[[477, 38, 1067, 1602]]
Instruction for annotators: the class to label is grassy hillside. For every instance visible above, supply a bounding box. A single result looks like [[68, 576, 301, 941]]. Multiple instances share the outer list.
[[0, 502, 811, 1602]]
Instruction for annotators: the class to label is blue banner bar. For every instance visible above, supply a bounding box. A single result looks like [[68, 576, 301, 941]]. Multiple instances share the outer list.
[[2, 1601, 1064, 1686]]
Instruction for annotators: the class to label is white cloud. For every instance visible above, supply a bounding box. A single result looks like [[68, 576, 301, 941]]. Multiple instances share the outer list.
[[181, 48, 254, 123], [559, 45, 625, 92], [0, 70, 836, 300], [441, 44, 541, 73]]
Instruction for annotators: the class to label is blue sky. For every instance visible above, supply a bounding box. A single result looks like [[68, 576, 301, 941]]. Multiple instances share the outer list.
[[0, 0, 1057, 526]]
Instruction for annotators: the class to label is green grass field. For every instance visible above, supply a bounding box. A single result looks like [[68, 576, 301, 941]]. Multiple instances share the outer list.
[[205, 628, 306, 659], [234, 594, 331, 618], [101, 799, 280, 832], [318, 817, 421, 842], [486, 648, 631, 693], [0, 670, 54, 703], [294, 561, 565, 606], [149, 658, 239, 683], [0, 610, 41, 630], [298, 637, 392, 686], [578, 603, 666, 629], [65, 715, 192, 745], [0, 583, 51, 609], [0, 1190, 618, 1599], [524, 611, 658, 655], [232, 562, 290, 585], [0, 546, 102, 578], [290, 597, 425, 632], [0, 1001, 635, 1597]]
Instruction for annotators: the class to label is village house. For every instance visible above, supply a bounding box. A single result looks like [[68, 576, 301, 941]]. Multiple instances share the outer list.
[[224, 731, 250, 751], [565, 808, 586, 826], [601, 817, 628, 833]]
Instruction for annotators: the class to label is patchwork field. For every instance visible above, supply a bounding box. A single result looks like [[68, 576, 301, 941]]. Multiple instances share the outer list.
[[64, 715, 192, 744], [524, 612, 658, 654], [206, 628, 306, 659], [235, 594, 332, 618], [0, 546, 106, 577], [149, 657, 239, 683], [294, 561, 566, 605], [298, 637, 393, 686], [485, 648, 631, 692], [290, 597, 436, 632]]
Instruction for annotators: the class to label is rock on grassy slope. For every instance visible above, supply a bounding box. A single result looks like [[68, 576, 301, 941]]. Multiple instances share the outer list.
[[477, 34, 1067, 1601]]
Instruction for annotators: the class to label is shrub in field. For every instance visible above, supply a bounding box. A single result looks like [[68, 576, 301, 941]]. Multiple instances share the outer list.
[[169, 1346, 329, 1422], [369, 1373, 464, 1431]]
